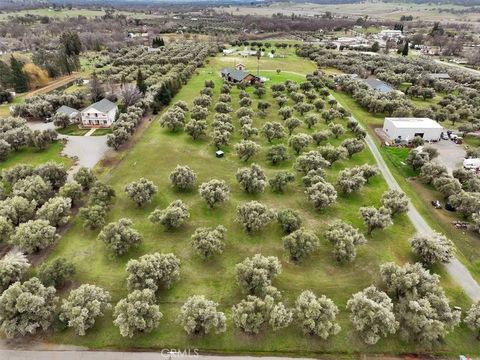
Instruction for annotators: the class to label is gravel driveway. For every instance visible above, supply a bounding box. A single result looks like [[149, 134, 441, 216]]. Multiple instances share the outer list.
[[430, 139, 466, 174], [27, 121, 110, 177]]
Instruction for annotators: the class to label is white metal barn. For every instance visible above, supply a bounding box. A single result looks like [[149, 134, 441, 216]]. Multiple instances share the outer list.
[[383, 117, 443, 142]]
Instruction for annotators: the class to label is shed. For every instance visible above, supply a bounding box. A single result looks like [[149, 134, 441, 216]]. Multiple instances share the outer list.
[[215, 150, 224, 158], [383, 117, 443, 142]]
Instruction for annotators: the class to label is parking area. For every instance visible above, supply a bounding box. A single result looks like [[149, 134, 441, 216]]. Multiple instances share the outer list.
[[430, 139, 466, 173]]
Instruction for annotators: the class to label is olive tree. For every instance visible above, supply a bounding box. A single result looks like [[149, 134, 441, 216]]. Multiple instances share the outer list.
[[191, 225, 226, 259], [236, 201, 275, 233], [285, 117, 301, 135], [79, 205, 107, 230], [149, 200, 189, 230], [381, 189, 409, 216], [337, 168, 366, 194], [342, 138, 365, 158], [36, 196, 72, 227], [236, 164, 267, 194], [312, 130, 331, 145], [269, 171, 295, 193], [159, 107, 186, 132], [178, 295, 226, 335], [126, 252, 180, 291], [235, 140, 260, 162], [346, 285, 398, 345], [419, 162, 448, 184], [0, 252, 30, 292], [12, 175, 52, 205], [0, 196, 36, 226], [232, 295, 271, 334], [73, 167, 96, 190], [288, 133, 312, 155], [35, 161, 67, 190], [124, 178, 158, 207], [10, 219, 58, 254], [0, 277, 57, 338], [199, 179, 230, 208], [359, 206, 392, 235], [305, 180, 337, 211], [295, 290, 340, 339], [262, 122, 285, 143], [37, 257, 75, 288], [410, 233, 454, 266], [266, 145, 288, 165], [465, 301, 480, 340], [277, 208, 302, 234], [59, 181, 83, 205], [325, 220, 366, 263], [295, 151, 330, 174], [113, 289, 162, 338], [235, 254, 282, 294], [185, 120, 208, 140], [59, 284, 111, 336], [97, 218, 142, 256], [169, 165, 197, 191], [283, 228, 319, 262]]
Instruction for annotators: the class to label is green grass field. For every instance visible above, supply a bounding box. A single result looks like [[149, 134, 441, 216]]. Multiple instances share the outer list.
[[0, 140, 73, 171], [38, 54, 480, 356]]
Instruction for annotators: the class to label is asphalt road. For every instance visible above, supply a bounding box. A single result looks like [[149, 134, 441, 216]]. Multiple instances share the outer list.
[[362, 119, 480, 301]]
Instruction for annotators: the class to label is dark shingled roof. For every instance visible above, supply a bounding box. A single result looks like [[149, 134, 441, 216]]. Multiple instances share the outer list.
[[56, 105, 78, 116], [220, 68, 250, 82], [83, 98, 117, 113], [363, 78, 394, 94]]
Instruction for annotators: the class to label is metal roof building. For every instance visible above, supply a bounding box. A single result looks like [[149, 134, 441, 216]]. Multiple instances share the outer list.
[[383, 117, 444, 142], [363, 78, 394, 94]]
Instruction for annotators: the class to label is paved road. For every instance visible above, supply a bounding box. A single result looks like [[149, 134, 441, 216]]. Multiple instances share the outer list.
[[362, 118, 480, 301], [433, 58, 480, 76]]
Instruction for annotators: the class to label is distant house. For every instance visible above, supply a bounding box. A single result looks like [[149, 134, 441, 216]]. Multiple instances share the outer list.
[[220, 68, 260, 85], [222, 49, 236, 55], [426, 73, 450, 80], [379, 29, 403, 40], [383, 117, 443, 142], [56, 105, 80, 121], [363, 78, 394, 94], [235, 63, 246, 71], [80, 99, 118, 128]]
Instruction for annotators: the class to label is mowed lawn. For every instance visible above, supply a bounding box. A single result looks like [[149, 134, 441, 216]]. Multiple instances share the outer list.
[[46, 56, 478, 355], [0, 140, 73, 172]]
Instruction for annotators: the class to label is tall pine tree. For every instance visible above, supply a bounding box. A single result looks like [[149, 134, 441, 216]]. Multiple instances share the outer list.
[[10, 56, 28, 93], [136, 69, 147, 94]]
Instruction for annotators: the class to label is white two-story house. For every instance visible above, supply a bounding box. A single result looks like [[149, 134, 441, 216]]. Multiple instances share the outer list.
[[81, 99, 118, 128]]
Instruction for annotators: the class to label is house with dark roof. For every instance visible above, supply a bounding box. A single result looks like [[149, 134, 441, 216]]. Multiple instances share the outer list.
[[220, 68, 260, 85], [363, 78, 394, 94], [80, 98, 118, 128], [56, 105, 80, 121]]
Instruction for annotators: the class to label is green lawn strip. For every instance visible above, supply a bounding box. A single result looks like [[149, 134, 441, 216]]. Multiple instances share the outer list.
[[330, 89, 480, 284], [0, 140, 73, 171], [44, 55, 479, 355], [56, 124, 90, 136]]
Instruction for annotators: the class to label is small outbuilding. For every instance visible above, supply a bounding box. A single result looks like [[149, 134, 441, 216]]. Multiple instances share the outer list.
[[363, 78, 394, 94], [383, 117, 443, 142], [215, 150, 224, 158], [56, 105, 80, 122]]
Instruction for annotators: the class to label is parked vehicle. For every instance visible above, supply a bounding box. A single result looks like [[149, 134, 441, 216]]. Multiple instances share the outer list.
[[441, 132, 449, 140], [431, 200, 441, 209], [445, 203, 456, 212]]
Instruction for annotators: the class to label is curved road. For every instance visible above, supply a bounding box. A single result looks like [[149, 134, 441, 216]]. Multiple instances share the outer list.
[[361, 117, 480, 300]]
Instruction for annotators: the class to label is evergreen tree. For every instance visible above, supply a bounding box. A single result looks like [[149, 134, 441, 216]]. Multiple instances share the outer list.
[[136, 69, 147, 94], [10, 56, 28, 93]]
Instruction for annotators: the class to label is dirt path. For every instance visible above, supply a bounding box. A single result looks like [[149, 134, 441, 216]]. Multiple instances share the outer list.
[[26, 73, 81, 98]]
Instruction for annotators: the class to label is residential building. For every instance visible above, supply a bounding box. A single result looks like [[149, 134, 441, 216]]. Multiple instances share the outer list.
[[220, 68, 260, 85], [80, 99, 118, 128], [363, 78, 394, 94]]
